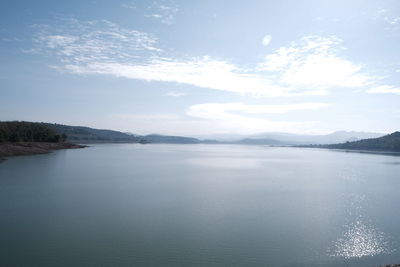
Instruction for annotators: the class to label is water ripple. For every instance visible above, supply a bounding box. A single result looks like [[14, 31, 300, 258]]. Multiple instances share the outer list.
[[328, 193, 394, 259], [329, 220, 393, 259]]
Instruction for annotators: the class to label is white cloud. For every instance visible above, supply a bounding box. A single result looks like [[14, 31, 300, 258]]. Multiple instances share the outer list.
[[108, 102, 328, 135], [121, 2, 136, 9], [367, 85, 400, 95], [262, 36, 370, 89], [146, 1, 178, 25], [63, 58, 309, 97], [32, 20, 398, 98], [377, 8, 400, 26], [188, 102, 329, 115], [1, 37, 22, 42], [385, 17, 400, 24], [32, 19, 160, 63], [262, 35, 272, 46], [45, 35, 76, 48], [186, 102, 324, 134], [166, 91, 185, 97]]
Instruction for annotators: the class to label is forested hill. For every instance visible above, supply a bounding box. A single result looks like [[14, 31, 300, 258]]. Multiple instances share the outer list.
[[46, 123, 146, 143], [8, 121, 397, 150], [0, 121, 66, 143], [326, 132, 400, 152], [46, 124, 202, 144], [0, 122, 202, 144]]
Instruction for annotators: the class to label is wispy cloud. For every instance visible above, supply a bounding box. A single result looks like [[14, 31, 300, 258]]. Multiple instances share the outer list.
[[111, 102, 326, 135], [367, 85, 400, 95], [146, 0, 178, 25], [378, 8, 400, 25], [385, 16, 400, 25], [1, 37, 22, 42], [261, 36, 370, 90], [186, 102, 325, 134], [32, 19, 160, 63], [262, 35, 272, 46], [166, 91, 185, 97], [62, 57, 310, 97], [31, 19, 398, 97], [121, 2, 136, 9], [188, 102, 329, 115]]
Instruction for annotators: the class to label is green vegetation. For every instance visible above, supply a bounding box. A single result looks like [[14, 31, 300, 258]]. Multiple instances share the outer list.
[[326, 132, 400, 152], [45, 123, 145, 143], [43, 124, 201, 144], [0, 121, 201, 144], [0, 121, 67, 143]]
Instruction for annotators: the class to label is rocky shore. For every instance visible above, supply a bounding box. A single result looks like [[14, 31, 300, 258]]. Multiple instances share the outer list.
[[0, 142, 86, 161]]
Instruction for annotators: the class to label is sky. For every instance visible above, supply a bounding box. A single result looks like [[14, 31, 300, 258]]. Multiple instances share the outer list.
[[0, 0, 399, 136]]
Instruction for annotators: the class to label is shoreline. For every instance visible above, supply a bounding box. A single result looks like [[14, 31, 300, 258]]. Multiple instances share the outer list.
[[293, 145, 400, 155], [0, 142, 87, 162]]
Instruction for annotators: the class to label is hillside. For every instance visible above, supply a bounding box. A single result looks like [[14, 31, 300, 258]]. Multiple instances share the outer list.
[[236, 138, 283, 145], [143, 134, 201, 144], [0, 121, 85, 160], [43, 123, 207, 144], [326, 132, 400, 152], [46, 123, 146, 143], [246, 131, 384, 145], [4, 121, 395, 149], [194, 131, 384, 145], [0, 121, 66, 143]]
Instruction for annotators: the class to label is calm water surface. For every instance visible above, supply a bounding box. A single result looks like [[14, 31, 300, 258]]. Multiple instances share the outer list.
[[0, 144, 400, 267]]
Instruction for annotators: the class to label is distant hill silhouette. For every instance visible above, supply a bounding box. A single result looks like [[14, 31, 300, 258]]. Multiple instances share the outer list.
[[46, 124, 205, 144], [326, 132, 400, 152], [2, 121, 396, 149], [245, 131, 384, 145], [45, 123, 205, 144], [0, 121, 205, 144], [195, 131, 384, 145], [143, 134, 201, 144], [46, 123, 146, 143], [236, 138, 283, 145]]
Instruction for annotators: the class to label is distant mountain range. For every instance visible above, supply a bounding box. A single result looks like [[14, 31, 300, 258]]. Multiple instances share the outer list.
[[46, 124, 202, 144], [43, 123, 400, 153], [46, 124, 146, 143], [140, 134, 201, 144], [244, 131, 385, 145], [2, 121, 399, 152], [195, 131, 385, 145], [47, 123, 386, 146]]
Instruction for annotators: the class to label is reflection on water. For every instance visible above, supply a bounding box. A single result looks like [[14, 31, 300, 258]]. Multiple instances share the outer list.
[[329, 220, 392, 258], [329, 194, 394, 259], [1, 144, 400, 267]]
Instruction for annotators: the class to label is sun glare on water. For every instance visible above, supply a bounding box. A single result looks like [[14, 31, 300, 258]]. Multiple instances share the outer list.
[[329, 220, 393, 259]]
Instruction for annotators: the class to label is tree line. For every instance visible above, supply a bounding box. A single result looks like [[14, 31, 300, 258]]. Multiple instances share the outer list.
[[326, 131, 400, 152], [0, 121, 67, 143]]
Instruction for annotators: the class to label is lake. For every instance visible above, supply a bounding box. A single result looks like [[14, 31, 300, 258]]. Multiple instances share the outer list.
[[0, 144, 399, 267]]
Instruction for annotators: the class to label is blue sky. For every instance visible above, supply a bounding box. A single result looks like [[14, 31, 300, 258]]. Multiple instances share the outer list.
[[0, 0, 399, 135]]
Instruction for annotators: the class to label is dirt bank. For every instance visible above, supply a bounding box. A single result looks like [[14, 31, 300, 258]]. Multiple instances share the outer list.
[[0, 142, 86, 161]]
